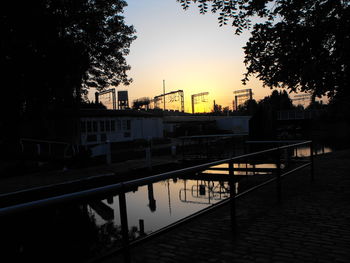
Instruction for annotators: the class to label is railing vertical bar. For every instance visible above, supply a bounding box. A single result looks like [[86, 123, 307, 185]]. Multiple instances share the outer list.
[[228, 159, 236, 233], [310, 141, 315, 182], [181, 138, 184, 162], [118, 191, 130, 263], [276, 148, 282, 202]]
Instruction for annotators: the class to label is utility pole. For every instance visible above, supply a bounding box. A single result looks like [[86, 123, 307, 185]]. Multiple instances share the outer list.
[[163, 80, 166, 111]]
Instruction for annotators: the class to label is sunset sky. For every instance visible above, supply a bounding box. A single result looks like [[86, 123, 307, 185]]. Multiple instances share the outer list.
[[97, 0, 272, 112]]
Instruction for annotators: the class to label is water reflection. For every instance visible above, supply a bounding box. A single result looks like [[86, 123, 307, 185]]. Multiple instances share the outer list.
[[179, 180, 230, 204], [1, 161, 285, 261], [90, 162, 280, 240], [294, 145, 332, 157], [92, 178, 231, 237], [89, 200, 114, 221], [147, 183, 156, 212], [204, 163, 277, 176]]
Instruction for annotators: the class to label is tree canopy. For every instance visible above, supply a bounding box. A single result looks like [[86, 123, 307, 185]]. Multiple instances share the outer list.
[[177, 0, 350, 102], [1, 0, 136, 151], [2, 0, 135, 110]]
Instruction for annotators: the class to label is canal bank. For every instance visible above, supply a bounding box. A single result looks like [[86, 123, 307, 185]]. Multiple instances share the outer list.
[[101, 149, 350, 263]]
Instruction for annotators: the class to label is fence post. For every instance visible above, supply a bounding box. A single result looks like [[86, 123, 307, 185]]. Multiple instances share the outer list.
[[206, 137, 209, 160], [310, 141, 314, 182], [276, 148, 282, 202], [139, 219, 145, 236], [231, 137, 234, 157], [228, 159, 237, 233], [119, 191, 130, 262]]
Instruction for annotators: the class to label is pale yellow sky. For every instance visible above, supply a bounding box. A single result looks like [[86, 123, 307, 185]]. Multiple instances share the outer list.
[[91, 0, 272, 112]]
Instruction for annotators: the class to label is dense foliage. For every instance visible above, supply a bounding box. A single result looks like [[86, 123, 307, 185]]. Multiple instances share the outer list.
[[2, 0, 135, 108], [1, 0, 135, 151], [177, 0, 350, 102]]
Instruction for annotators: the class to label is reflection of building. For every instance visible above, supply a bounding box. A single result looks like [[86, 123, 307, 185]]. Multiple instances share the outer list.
[[147, 184, 156, 212], [79, 110, 163, 146], [179, 180, 230, 204]]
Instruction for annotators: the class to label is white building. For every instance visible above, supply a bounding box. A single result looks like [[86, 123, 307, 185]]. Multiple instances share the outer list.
[[79, 110, 163, 146], [163, 115, 251, 135]]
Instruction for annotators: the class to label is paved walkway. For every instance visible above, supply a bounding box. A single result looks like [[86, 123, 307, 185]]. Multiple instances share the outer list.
[[103, 150, 350, 263]]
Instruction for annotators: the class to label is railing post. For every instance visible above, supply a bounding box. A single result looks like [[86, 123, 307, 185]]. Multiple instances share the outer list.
[[182, 138, 185, 162], [310, 141, 314, 182], [276, 148, 282, 203], [139, 219, 145, 236], [231, 136, 235, 157], [119, 191, 130, 263], [228, 159, 237, 233], [206, 137, 209, 160]]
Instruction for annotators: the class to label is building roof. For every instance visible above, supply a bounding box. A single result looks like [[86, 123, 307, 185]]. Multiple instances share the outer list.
[[79, 109, 161, 118], [163, 115, 251, 123]]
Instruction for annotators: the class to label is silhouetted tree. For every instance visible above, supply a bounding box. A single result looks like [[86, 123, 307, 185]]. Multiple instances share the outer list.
[[1, 1, 136, 155], [178, 0, 350, 103], [260, 90, 294, 111], [80, 101, 107, 110], [237, 99, 258, 115], [132, 97, 151, 110], [212, 103, 222, 113], [249, 90, 294, 139]]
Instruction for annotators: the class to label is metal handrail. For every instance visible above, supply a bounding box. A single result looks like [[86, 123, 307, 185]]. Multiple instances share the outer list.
[[0, 140, 314, 263], [19, 138, 70, 145], [0, 140, 312, 216], [180, 133, 248, 139], [245, 140, 305, 144]]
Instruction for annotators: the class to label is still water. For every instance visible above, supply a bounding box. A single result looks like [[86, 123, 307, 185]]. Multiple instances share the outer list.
[[92, 178, 230, 236], [294, 145, 332, 157], [83, 141, 331, 247], [90, 161, 279, 239]]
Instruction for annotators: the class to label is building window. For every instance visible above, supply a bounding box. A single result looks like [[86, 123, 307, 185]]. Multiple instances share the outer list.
[[124, 132, 131, 137], [111, 120, 115, 131], [117, 120, 121, 131], [100, 133, 107, 142], [100, 121, 105, 132], [123, 120, 131, 131], [87, 134, 97, 142], [93, 121, 98, 132], [80, 121, 86, 133], [106, 120, 110, 131], [87, 121, 92, 132]]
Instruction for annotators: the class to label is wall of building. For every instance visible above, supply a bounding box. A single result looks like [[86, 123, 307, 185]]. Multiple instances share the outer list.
[[215, 116, 251, 134], [80, 117, 163, 146]]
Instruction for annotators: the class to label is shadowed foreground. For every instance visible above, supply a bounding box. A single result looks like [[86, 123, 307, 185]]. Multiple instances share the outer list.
[[102, 150, 350, 263]]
